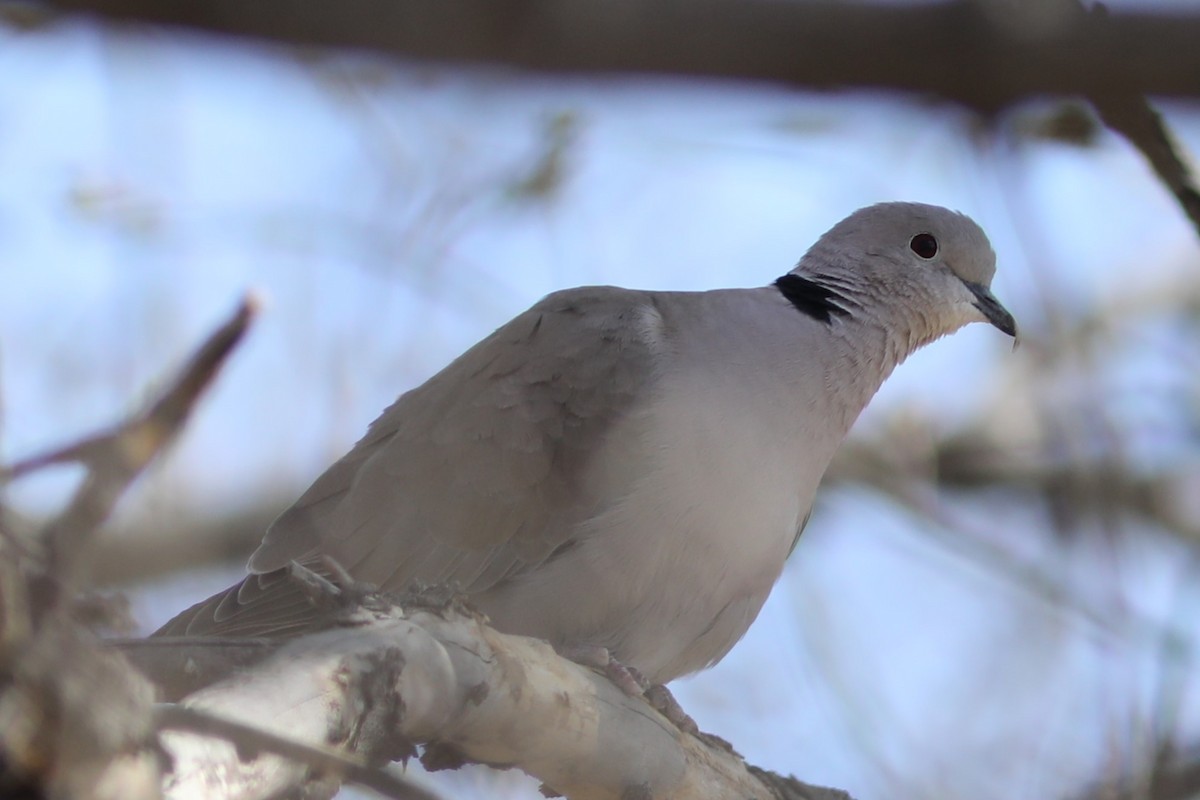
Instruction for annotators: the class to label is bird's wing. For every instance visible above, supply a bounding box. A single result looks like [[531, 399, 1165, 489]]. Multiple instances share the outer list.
[[157, 286, 670, 637]]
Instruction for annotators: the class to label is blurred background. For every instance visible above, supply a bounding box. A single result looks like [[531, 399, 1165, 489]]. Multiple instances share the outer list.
[[2, 1, 1200, 798]]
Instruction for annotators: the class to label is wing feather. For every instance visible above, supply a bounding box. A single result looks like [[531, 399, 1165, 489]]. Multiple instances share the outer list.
[[157, 286, 667, 637]]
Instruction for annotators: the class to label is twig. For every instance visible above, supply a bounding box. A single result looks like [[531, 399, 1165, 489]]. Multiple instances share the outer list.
[[0, 295, 261, 799], [1085, 3, 1200, 240], [1, 294, 259, 607]]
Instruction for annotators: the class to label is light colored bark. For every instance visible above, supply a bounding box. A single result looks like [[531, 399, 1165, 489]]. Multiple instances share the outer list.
[[148, 597, 846, 800]]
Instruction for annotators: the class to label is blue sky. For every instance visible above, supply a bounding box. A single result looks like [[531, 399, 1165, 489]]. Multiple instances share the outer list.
[[2, 13, 1199, 800]]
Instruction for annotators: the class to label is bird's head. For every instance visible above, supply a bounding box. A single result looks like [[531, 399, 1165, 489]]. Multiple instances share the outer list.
[[792, 202, 1017, 343]]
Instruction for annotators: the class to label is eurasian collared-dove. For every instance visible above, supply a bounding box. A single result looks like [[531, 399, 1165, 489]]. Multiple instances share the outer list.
[[158, 202, 1016, 687]]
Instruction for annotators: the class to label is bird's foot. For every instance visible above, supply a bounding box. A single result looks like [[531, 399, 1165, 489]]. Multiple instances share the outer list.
[[556, 644, 698, 735], [556, 643, 647, 696], [644, 683, 699, 736]]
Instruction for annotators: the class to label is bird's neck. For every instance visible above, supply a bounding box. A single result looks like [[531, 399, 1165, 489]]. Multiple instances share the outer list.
[[772, 270, 948, 424]]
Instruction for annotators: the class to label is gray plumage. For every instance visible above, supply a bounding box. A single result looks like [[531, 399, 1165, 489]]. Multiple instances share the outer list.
[[157, 202, 1016, 684]]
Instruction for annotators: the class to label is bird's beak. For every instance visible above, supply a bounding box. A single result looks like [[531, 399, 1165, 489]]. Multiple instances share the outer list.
[[963, 281, 1017, 339]]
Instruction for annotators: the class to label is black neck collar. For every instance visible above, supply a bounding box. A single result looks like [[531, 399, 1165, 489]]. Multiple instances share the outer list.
[[774, 274, 851, 324]]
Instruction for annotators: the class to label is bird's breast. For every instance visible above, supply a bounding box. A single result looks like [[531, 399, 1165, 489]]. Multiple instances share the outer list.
[[551, 369, 837, 681]]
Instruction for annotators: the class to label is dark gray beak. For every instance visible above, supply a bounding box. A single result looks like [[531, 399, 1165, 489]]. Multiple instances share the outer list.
[[964, 281, 1017, 338]]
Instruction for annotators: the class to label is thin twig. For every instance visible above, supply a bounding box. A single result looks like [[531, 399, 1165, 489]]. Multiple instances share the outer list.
[[1, 294, 259, 608], [2, 294, 259, 483]]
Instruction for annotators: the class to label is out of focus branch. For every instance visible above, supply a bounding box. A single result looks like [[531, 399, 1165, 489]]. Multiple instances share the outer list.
[[0, 296, 258, 800], [1070, 742, 1200, 800], [2, 295, 260, 596], [1069, 2, 1200, 241], [94, 506, 275, 586], [1092, 90, 1200, 241], [28, 0, 1200, 238], [830, 267, 1200, 547], [27, 0, 1200, 110], [832, 430, 1199, 543]]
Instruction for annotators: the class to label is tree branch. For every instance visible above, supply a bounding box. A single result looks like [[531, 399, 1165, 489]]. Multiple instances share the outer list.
[[1054, 1, 1200, 242], [0, 296, 259, 800], [2, 295, 259, 599], [157, 706, 439, 800], [29, 0, 1200, 110], [1069, 743, 1200, 800], [1088, 75, 1200, 240], [127, 578, 852, 800]]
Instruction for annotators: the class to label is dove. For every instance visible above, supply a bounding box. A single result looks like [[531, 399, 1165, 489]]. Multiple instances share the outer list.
[[157, 201, 1016, 692]]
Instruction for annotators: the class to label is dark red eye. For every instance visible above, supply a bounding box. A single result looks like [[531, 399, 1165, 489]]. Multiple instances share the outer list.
[[910, 233, 938, 259]]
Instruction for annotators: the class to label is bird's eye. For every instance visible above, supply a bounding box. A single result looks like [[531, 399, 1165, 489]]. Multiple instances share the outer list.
[[910, 233, 938, 259]]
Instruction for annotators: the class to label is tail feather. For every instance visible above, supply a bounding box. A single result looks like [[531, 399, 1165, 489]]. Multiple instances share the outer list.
[[152, 567, 328, 639]]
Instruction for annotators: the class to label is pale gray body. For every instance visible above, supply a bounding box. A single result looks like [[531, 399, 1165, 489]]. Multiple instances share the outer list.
[[158, 202, 1015, 684]]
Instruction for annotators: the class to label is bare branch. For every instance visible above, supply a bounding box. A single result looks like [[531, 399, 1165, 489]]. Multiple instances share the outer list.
[[3, 294, 258, 484], [1073, 3, 1200, 241], [92, 506, 273, 586], [0, 297, 259, 799], [1069, 743, 1200, 800], [29, 0, 1200, 109], [1, 295, 258, 601], [157, 705, 439, 800], [1093, 91, 1200, 235], [28, 0, 1200, 235], [133, 582, 850, 800]]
